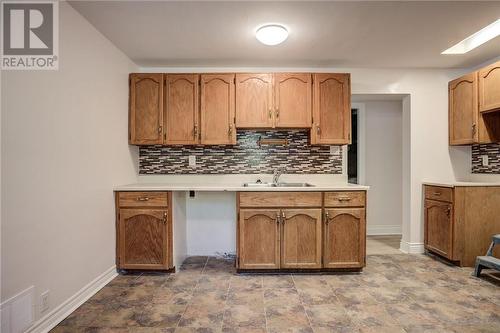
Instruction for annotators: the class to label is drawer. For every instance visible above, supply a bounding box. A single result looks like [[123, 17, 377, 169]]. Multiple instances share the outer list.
[[118, 191, 169, 207], [324, 191, 365, 207], [424, 186, 453, 202], [239, 192, 322, 207]]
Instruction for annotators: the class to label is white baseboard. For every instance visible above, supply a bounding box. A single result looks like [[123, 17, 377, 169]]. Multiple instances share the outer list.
[[367, 225, 402, 236], [26, 266, 117, 333], [399, 241, 425, 254]]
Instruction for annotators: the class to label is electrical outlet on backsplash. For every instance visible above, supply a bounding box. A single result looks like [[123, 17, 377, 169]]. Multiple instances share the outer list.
[[139, 130, 343, 175], [472, 143, 500, 174]]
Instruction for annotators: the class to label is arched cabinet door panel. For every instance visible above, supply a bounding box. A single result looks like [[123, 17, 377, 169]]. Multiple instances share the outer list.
[[323, 208, 366, 268], [311, 73, 351, 145], [235, 74, 274, 128], [280, 209, 322, 269], [238, 209, 280, 269], [479, 61, 500, 113], [448, 73, 478, 145], [118, 208, 169, 270], [274, 73, 312, 128], [129, 73, 164, 145], [165, 74, 199, 145], [200, 74, 236, 145], [424, 199, 453, 259]]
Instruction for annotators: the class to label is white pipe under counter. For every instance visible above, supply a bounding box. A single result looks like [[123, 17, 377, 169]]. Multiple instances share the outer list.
[[114, 174, 370, 191]]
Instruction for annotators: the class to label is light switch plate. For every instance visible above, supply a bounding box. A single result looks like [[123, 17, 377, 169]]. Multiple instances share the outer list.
[[481, 155, 489, 166], [188, 155, 196, 167]]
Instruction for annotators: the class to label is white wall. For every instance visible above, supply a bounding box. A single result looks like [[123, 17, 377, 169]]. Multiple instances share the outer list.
[[1, 1, 138, 330], [360, 101, 403, 235]]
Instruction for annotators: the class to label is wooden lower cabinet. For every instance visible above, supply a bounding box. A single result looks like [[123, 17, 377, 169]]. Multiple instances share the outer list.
[[238, 209, 280, 269], [423, 185, 500, 267], [323, 208, 366, 268], [116, 191, 173, 270], [237, 191, 366, 271], [281, 209, 322, 269], [424, 199, 453, 259]]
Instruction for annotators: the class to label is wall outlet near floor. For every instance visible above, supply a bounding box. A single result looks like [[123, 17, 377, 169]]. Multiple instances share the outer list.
[[188, 155, 196, 167], [40, 290, 50, 314], [481, 155, 489, 166]]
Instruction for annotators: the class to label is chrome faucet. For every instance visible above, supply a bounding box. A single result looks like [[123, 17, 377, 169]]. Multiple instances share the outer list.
[[272, 168, 284, 185]]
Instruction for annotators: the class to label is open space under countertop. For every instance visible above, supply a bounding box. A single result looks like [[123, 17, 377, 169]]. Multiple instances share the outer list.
[[114, 182, 369, 192]]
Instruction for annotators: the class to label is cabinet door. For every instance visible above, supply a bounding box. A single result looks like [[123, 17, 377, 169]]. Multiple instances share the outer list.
[[200, 74, 236, 144], [311, 74, 351, 145], [424, 199, 453, 259], [235, 74, 273, 128], [323, 208, 365, 268], [479, 61, 500, 113], [274, 73, 312, 128], [449, 73, 478, 145], [238, 209, 280, 269], [165, 74, 199, 144], [118, 208, 169, 270], [129, 73, 163, 145], [281, 209, 322, 269]]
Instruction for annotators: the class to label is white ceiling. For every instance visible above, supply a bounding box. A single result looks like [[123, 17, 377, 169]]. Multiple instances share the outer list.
[[69, 1, 500, 69]]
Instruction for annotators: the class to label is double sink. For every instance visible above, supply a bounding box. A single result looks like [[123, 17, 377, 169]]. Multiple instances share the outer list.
[[243, 182, 315, 188]]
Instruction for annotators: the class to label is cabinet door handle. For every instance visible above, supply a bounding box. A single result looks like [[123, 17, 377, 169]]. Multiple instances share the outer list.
[[228, 124, 233, 136], [137, 197, 150, 201], [472, 123, 477, 136], [158, 126, 162, 133], [446, 207, 451, 218], [276, 213, 281, 225], [316, 125, 320, 134], [324, 211, 330, 223], [194, 125, 198, 138], [163, 212, 168, 224], [269, 109, 272, 119], [275, 109, 279, 118], [281, 211, 286, 221]]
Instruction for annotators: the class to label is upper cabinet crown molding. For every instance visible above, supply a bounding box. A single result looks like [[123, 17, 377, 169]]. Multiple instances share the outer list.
[[129, 72, 352, 146]]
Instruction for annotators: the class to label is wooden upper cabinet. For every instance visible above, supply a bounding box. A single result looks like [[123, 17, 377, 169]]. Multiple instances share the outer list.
[[118, 208, 169, 270], [280, 209, 322, 269], [323, 208, 365, 268], [274, 73, 312, 128], [479, 61, 500, 113], [449, 73, 479, 145], [235, 74, 274, 128], [200, 74, 236, 145], [129, 73, 164, 145], [424, 199, 453, 259], [165, 74, 199, 145], [311, 73, 351, 145], [238, 209, 280, 269]]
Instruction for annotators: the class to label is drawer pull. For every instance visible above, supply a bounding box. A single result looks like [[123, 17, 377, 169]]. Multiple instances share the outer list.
[[433, 192, 441, 196], [337, 197, 352, 201], [137, 197, 150, 201]]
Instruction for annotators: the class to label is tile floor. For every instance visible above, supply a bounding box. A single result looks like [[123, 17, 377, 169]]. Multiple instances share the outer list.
[[52, 240, 500, 333]]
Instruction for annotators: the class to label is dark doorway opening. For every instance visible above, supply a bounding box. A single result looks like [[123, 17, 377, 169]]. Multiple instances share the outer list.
[[348, 109, 358, 184]]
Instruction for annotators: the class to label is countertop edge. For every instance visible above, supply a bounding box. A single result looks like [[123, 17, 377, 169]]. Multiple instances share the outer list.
[[113, 184, 370, 191], [422, 181, 500, 188]]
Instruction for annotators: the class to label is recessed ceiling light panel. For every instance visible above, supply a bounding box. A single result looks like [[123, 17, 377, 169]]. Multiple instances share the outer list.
[[442, 19, 500, 54], [256, 24, 288, 46]]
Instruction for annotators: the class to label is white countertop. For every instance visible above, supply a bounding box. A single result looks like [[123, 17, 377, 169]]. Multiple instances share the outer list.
[[114, 182, 369, 192], [423, 181, 500, 188]]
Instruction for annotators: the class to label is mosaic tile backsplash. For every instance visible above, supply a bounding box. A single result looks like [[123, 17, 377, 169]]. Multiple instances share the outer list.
[[472, 143, 500, 174], [139, 130, 343, 174]]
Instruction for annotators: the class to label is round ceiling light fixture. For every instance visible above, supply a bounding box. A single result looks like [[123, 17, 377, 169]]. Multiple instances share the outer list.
[[256, 24, 288, 46]]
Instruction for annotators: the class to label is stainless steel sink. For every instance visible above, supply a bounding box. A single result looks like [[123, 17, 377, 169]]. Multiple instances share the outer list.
[[243, 182, 314, 187]]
